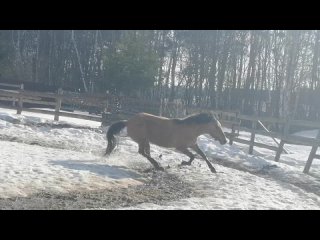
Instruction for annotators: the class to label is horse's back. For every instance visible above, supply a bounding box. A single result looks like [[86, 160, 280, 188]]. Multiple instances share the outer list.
[[126, 112, 174, 146], [136, 112, 170, 121], [128, 112, 170, 126]]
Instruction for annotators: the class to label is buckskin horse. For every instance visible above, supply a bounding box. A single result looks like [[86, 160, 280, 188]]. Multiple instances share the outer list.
[[105, 112, 227, 173]]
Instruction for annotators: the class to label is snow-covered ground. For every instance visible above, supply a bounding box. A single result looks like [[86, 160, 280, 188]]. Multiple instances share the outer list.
[[1, 107, 320, 209]]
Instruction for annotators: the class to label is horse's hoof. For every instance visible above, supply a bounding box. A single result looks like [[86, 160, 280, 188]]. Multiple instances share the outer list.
[[181, 161, 191, 166], [210, 168, 217, 173], [156, 166, 165, 171]]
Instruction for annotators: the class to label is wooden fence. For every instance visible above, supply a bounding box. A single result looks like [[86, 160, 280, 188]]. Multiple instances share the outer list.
[[0, 85, 108, 123], [218, 112, 320, 174]]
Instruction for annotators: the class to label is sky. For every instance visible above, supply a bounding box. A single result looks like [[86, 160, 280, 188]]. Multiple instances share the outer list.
[[0, 107, 320, 209]]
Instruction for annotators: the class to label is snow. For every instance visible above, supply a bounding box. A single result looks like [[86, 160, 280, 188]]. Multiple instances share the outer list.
[[1, 106, 320, 209], [0, 108, 101, 128]]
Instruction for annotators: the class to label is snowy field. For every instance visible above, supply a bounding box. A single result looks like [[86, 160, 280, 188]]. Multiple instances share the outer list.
[[1, 107, 320, 209]]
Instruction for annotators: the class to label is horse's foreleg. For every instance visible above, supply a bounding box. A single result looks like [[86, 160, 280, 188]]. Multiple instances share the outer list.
[[177, 148, 195, 166], [138, 142, 164, 171], [140, 152, 164, 171], [145, 141, 151, 156], [191, 144, 216, 173]]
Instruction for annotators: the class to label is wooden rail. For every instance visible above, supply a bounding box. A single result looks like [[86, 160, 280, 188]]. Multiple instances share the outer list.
[[220, 113, 320, 174], [0, 87, 107, 124]]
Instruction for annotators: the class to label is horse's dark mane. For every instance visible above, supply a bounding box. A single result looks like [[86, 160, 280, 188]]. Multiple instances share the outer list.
[[173, 112, 217, 125]]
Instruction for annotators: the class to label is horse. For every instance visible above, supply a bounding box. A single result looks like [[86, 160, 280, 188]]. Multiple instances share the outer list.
[[105, 112, 228, 173]]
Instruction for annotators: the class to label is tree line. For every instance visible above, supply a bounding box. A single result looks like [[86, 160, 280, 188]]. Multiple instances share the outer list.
[[0, 30, 319, 120]]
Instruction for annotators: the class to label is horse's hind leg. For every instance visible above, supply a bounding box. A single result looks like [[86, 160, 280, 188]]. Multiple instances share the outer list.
[[191, 144, 216, 173], [138, 141, 164, 171], [177, 148, 195, 166]]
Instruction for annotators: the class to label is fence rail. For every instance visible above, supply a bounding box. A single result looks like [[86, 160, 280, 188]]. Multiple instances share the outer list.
[[0, 87, 107, 123], [220, 112, 320, 174]]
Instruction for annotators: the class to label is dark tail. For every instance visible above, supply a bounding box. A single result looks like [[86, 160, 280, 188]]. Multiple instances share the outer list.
[[105, 120, 127, 156]]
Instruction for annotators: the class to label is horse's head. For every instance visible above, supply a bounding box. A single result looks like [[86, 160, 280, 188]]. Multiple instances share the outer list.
[[178, 112, 228, 145], [207, 118, 228, 145]]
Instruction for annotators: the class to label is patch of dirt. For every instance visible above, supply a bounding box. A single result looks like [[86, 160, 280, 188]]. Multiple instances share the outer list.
[[0, 171, 196, 210]]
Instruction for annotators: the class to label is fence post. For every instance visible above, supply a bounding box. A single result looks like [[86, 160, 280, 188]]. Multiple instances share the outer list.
[[16, 83, 24, 114], [248, 121, 257, 154], [275, 119, 290, 162], [229, 124, 236, 145], [303, 130, 320, 174], [101, 98, 109, 127], [54, 88, 62, 121], [274, 141, 285, 162], [159, 98, 163, 116], [229, 111, 240, 145]]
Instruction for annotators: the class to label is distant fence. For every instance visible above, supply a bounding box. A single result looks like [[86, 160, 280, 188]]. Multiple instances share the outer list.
[[216, 111, 320, 174], [0, 86, 108, 123], [0, 82, 24, 90]]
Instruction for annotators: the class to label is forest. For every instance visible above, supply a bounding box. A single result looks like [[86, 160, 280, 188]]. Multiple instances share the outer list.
[[0, 30, 319, 121]]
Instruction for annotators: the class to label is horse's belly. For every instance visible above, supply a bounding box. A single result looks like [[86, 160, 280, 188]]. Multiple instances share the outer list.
[[127, 115, 197, 148], [147, 132, 174, 148], [148, 132, 195, 149]]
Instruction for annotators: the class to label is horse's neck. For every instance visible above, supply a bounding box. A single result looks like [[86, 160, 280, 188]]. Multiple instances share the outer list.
[[192, 124, 210, 137]]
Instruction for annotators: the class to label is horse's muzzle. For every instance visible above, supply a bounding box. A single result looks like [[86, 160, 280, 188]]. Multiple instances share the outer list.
[[220, 139, 228, 145], [213, 135, 228, 145]]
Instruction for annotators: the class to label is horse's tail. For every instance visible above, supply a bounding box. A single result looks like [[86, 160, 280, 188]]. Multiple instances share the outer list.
[[105, 120, 127, 156]]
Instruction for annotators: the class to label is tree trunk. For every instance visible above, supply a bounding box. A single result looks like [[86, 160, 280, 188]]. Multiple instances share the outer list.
[[71, 30, 88, 92], [216, 31, 233, 110]]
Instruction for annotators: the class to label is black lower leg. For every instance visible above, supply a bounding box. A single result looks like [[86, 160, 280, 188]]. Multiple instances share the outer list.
[[192, 145, 216, 173], [146, 154, 164, 170], [204, 159, 217, 173], [178, 148, 195, 166], [139, 146, 164, 171], [181, 155, 195, 166]]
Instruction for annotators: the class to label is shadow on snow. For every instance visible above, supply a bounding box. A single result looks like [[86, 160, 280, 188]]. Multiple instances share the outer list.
[[50, 160, 143, 180]]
